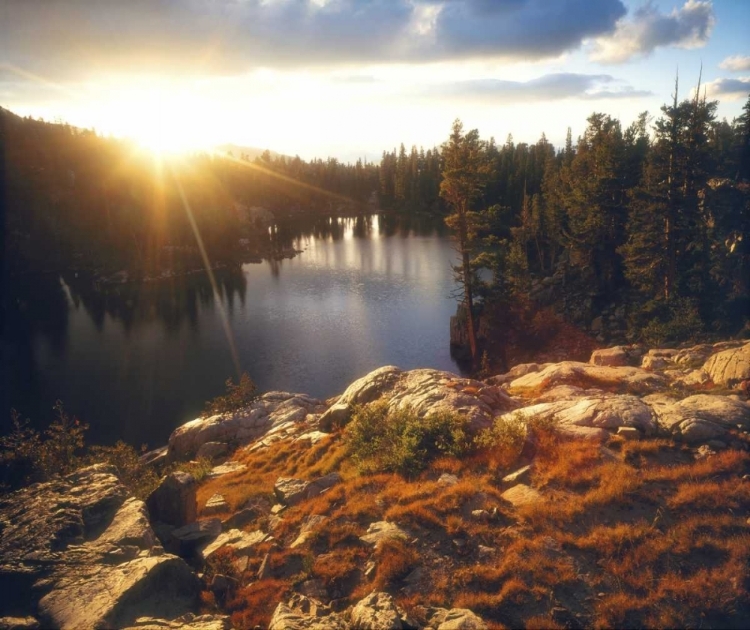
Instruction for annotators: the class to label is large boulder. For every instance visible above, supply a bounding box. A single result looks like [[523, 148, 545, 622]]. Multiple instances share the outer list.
[[652, 394, 750, 442], [146, 472, 197, 528], [38, 555, 200, 630], [328, 366, 516, 434], [168, 392, 326, 461], [504, 394, 657, 439], [590, 346, 629, 367], [703, 342, 750, 386], [0, 465, 200, 629]]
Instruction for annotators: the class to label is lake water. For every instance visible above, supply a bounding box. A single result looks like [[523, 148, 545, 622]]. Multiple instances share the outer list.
[[4, 214, 464, 448]]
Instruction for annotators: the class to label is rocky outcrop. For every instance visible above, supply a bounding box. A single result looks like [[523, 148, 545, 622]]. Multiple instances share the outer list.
[[268, 595, 347, 630], [703, 342, 750, 386], [350, 591, 413, 629], [502, 393, 657, 440], [0, 465, 200, 629], [324, 366, 515, 434], [168, 391, 327, 461], [653, 394, 750, 442], [268, 592, 484, 630]]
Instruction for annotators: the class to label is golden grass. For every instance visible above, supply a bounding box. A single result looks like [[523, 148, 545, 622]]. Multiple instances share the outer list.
[[194, 426, 750, 629]]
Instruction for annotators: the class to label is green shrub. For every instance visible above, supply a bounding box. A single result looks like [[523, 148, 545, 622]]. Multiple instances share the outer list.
[[1, 402, 88, 490], [345, 400, 469, 476], [475, 412, 528, 468], [205, 372, 259, 416], [631, 297, 704, 346], [174, 457, 214, 483], [85, 441, 161, 500]]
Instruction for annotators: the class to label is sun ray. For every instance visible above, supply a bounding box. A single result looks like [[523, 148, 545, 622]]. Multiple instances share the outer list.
[[173, 170, 242, 379]]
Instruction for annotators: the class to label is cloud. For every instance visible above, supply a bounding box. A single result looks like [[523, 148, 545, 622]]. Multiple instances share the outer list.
[[702, 77, 750, 99], [719, 55, 750, 72], [590, 0, 715, 64], [0, 0, 627, 79], [424, 73, 651, 102]]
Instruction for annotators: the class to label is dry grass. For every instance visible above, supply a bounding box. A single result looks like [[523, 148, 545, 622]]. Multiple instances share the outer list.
[[195, 425, 750, 629]]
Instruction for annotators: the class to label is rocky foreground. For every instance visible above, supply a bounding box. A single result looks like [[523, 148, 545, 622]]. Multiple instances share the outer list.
[[1, 340, 749, 629]]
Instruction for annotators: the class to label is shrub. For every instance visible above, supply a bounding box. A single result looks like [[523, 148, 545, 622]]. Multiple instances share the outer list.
[[475, 412, 528, 469], [86, 441, 160, 499], [632, 297, 704, 346], [345, 400, 469, 476], [175, 457, 214, 483], [1, 402, 88, 489], [204, 372, 259, 416]]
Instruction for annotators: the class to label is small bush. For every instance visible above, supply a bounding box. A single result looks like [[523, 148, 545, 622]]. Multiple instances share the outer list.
[[175, 457, 214, 483], [475, 412, 528, 469], [345, 400, 469, 477], [205, 372, 259, 416], [86, 441, 160, 499], [1, 402, 88, 489], [632, 297, 704, 346]]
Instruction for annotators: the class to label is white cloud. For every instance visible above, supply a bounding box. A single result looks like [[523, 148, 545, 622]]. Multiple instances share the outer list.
[[719, 55, 750, 72], [423, 73, 651, 102], [590, 0, 715, 64], [702, 77, 750, 99]]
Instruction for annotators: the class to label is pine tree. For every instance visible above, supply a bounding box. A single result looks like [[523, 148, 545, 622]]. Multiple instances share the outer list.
[[441, 119, 488, 362]]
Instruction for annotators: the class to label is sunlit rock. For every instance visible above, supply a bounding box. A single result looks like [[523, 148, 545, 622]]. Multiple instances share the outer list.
[[703, 342, 750, 386]]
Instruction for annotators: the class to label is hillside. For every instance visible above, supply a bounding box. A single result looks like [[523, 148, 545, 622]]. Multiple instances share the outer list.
[[1, 341, 749, 629]]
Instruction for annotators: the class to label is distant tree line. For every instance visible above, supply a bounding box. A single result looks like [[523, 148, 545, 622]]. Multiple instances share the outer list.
[[3, 79, 749, 350]]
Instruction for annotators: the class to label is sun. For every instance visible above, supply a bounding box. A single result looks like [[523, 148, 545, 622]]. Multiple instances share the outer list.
[[90, 82, 217, 155]]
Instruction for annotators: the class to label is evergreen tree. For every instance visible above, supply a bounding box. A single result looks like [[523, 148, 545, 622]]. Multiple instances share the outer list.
[[440, 119, 488, 362]]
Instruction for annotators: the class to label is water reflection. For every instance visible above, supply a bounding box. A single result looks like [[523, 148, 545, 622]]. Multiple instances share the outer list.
[[60, 269, 247, 335], [4, 214, 460, 447]]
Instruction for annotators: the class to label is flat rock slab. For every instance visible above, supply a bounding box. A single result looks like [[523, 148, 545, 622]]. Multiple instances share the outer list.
[[201, 529, 270, 560], [205, 461, 246, 480], [123, 614, 232, 629], [39, 555, 200, 630], [505, 394, 657, 439], [508, 362, 666, 397], [203, 494, 229, 515], [501, 484, 541, 507]]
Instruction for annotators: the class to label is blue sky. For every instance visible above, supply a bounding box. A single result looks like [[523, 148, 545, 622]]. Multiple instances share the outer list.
[[1, 0, 748, 160]]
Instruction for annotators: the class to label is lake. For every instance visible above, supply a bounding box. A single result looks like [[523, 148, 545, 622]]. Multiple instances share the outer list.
[[4, 214, 465, 448]]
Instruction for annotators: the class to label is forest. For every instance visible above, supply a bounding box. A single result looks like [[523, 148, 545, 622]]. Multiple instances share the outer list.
[[3, 81, 750, 356]]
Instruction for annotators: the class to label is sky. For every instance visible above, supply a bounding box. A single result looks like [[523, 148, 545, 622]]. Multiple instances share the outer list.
[[1, 0, 749, 162]]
